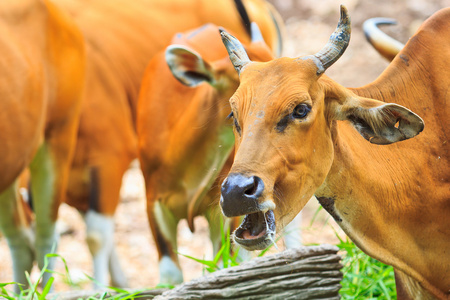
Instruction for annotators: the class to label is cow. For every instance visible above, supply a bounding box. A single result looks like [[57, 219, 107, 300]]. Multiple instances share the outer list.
[[49, 0, 285, 288], [363, 17, 404, 61], [137, 22, 276, 285], [0, 0, 85, 292], [219, 5, 449, 300]]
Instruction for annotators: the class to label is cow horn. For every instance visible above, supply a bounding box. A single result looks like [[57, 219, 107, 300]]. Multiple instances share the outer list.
[[313, 5, 351, 74], [220, 28, 251, 75]]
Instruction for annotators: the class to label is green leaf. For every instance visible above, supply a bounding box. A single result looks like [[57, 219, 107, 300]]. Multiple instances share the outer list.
[[309, 205, 323, 227], [39, 276, 54, 300]]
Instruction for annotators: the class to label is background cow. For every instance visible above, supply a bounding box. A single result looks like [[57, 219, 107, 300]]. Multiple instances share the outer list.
[[219, 6, 449, 299], [137, 23, 278, 285], [51, 0, 285, 288], [0, 0, 85, 291]]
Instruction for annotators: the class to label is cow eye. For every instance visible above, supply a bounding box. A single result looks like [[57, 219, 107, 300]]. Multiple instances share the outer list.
[[227, 111, 242, 135], [292, 104, 311, 119]]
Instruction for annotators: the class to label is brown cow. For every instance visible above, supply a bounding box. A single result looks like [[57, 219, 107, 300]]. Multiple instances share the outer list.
[[219, 6, 449, 300], [50, 0, 284, 288], [0, 0, 85, 291], [137, 23, 276, 285]]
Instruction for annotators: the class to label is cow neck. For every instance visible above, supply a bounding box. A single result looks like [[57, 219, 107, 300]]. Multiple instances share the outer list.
[[317, 124, 450, 298], [315, 97, 450, 300]]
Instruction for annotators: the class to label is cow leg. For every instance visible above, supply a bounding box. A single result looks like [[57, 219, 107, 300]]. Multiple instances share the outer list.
[[148, 200, 183, 285], [204, 206, 238, 265], [108, 244, 127, 288], [204, 206, 228, 255], [82, 162, 129, 288], [84, 209, 127, 288], [30, 106, 80, 287], [29, 142, 64, 288], [282, 211, 303, 249], [0, 182, 35, 292]]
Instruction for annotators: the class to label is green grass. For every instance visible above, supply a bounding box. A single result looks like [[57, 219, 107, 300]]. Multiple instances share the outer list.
[[177, 219, 240, 275], [336, 234, 397, 299], [0, 253, 67, 300], [0, 253, 161, 300]]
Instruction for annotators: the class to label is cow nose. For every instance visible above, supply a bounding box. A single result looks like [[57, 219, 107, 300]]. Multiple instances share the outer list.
[[220, 173, 264, 217]]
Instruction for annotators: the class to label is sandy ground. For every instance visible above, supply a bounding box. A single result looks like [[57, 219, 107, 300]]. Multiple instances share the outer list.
[[0, 0, 447, 294]]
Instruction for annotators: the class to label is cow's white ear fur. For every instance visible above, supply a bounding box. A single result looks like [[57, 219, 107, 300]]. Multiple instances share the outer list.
[[337, 97, 424, 144], [165, 45, 216, 87]]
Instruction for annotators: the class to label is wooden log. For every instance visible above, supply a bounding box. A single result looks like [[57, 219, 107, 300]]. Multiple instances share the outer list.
[[45, 244, 342, 299], [46, 288, 168, 300], [155, 244, 342, 299]]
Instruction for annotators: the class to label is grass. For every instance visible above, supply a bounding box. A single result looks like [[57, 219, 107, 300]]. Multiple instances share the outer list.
[[336, 233, 397, 299], [0, 253, 161, 300], [0, 253, 66, 300], [177, 219, 240, 274]]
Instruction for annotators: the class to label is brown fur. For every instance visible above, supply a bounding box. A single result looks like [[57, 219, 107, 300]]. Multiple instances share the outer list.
[[137, 24, 275, 283], [52, 0, 283, 216], [222, 8, 450, 299], [49, 0, 284, 285], [0, 0, 85, 288]]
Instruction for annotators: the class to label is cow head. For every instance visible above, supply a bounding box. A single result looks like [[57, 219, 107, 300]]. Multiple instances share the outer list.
[[165, 23, 274, 96], [219, 6, 424, 250]]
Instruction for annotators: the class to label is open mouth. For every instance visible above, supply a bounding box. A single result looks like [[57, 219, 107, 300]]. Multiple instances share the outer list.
[[233, 210, 276, 251]]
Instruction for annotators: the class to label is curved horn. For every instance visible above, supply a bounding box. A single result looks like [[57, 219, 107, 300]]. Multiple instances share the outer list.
[[313, 5, 351, 74], [363, 18, 404, 61], [220, 28, 251, 75]]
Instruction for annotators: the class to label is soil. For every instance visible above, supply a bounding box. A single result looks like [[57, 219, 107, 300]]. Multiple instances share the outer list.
[[0, 0, 447, 293]]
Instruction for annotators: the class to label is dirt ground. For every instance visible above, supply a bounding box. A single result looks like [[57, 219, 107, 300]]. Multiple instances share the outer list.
[[0, 0, 447, 294]]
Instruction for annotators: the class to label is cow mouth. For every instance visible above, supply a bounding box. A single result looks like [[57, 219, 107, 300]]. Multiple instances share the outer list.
[[233, 210, 276, 251]]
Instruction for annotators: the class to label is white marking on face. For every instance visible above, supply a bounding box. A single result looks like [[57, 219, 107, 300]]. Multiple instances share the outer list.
[[256, 110, 265, 118], [259, 200, 276, 213]]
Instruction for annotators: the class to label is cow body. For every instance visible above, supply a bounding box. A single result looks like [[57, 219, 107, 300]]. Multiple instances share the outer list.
[[220, 6, 449, 299], [0, 0, 85, 290], [49, 0, 284, 287], [137, 23, 276, 284]]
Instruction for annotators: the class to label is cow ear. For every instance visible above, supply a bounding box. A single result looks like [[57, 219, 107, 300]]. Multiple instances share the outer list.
[[338, 97, 424, 144], [165, 45, 216, 87]]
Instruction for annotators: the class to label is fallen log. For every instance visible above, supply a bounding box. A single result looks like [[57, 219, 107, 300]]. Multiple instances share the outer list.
[[46, 288, 168, 300], [156, 244, 342, 299]]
